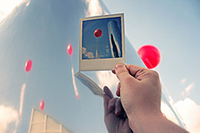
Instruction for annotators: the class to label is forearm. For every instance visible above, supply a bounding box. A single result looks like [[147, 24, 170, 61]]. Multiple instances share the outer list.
[[128, 113, 189, 133]]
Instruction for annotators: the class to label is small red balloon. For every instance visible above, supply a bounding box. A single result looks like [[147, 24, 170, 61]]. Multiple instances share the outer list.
[[137, 45, 161, 69], [67, 44, 73, 56], [40, 100, 45, 111], [25, 60, 32, 72], [94, 29, 102, 38]]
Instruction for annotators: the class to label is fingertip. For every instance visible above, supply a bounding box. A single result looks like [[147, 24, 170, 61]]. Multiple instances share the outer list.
[[112, 70, 116, 74], [108, 98, 116, 111], [116, 88, 120, 97], [103, 86, 114, 99], [103, 86, 109, 95], [115, 99, 122, 116]]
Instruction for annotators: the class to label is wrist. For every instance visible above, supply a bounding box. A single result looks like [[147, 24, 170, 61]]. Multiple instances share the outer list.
[[128, 111, 189, 133], [128, 109, 163, 132]]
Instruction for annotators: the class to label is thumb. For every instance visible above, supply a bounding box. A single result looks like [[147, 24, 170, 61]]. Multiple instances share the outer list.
[[115, 63, 132, 82]]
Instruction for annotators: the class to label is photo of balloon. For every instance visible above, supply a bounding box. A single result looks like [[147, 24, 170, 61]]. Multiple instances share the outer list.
[[94, 29, 102, 38]]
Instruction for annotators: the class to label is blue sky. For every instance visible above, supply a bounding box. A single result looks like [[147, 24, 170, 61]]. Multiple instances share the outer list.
[[82, 17, 121, 59], [0, 0, 200, 133], [101, 0, 200, 103], [101, 0, 200, 132]]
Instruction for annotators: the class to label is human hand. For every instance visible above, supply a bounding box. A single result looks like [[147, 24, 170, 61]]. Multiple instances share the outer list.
[[114, 64, 162, 130], [103, 86, 133, 133]]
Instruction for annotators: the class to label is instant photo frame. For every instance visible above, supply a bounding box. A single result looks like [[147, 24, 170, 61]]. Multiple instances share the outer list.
[[75, 14, 125, 97], [79, 13, 125, 71]]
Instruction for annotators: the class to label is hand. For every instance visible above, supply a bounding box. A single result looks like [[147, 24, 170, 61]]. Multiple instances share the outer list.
[[103, 86, 133, 133], [114, 63, 189, 133], [114, 64, 162, 130]]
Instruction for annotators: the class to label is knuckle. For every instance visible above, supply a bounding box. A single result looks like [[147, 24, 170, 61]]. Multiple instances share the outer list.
[[148, 70, 160, 79], [116, 98, 121, 105]]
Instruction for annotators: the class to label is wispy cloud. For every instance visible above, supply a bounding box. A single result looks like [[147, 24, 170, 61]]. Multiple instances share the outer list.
[[180, 78, 186, 85], [175, 98, 200, 133], [82, 47, 95, 59], [181, 82, 195, 96], [0, 105, 19, 133]]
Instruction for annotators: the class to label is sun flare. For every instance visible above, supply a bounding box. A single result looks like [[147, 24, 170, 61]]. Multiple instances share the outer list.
[[0, 0, 23, 22]]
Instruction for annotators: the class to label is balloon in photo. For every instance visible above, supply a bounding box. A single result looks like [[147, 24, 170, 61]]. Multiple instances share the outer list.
[[94, 29, 102, 38], [137, 45, 161, 69], [25, 60, 32, 72]]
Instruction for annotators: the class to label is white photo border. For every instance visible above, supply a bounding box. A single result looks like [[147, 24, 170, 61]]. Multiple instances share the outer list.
[[79, 13, 125, 71]]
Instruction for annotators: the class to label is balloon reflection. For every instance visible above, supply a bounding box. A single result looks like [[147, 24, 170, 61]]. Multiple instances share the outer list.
[[19, 60, 33, 117], [25, 60, 33, 72], [71, 67, 80, 99], [67, 44, 80, 99], [67, 44, 73, 56], [40, 100, 45, 111], [19, 83, 26, 117]]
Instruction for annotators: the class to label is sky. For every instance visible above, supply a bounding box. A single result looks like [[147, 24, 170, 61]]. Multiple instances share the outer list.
[[101, 0, 200, 132], [0, 0, 200, 133]]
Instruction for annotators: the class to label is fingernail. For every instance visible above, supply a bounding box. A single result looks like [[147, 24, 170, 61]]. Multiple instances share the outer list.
[[115, 64, 124, 69]]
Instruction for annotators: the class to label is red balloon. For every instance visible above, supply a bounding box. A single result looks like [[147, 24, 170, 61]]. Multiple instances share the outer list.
[[40, 100, 45, 111], [67, 44, 73, 56], [94, 29, 102, 38], [137, 45, 161, 69], [25, 60, 32, 72]]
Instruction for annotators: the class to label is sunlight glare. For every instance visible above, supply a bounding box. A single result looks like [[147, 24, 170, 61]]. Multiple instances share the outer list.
[[0, 0, 23, 22]]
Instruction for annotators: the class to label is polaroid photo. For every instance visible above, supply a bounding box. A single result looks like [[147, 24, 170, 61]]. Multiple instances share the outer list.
[[79, 13, 125, 71], [76, 14, 125, 97]]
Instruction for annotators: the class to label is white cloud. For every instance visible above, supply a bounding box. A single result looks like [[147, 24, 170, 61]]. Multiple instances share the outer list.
[[82, 47, 95, 59], [180, 78, 186, 85], [181, 82, 195, 96], [0, 105, 19, 133], [161, 101, 179, 125], [175, 98, 200, 133], [185, 82, 195, 93]]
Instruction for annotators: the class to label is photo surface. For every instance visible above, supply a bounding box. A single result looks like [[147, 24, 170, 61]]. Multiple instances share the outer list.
[[82, 17, 122, 59]]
